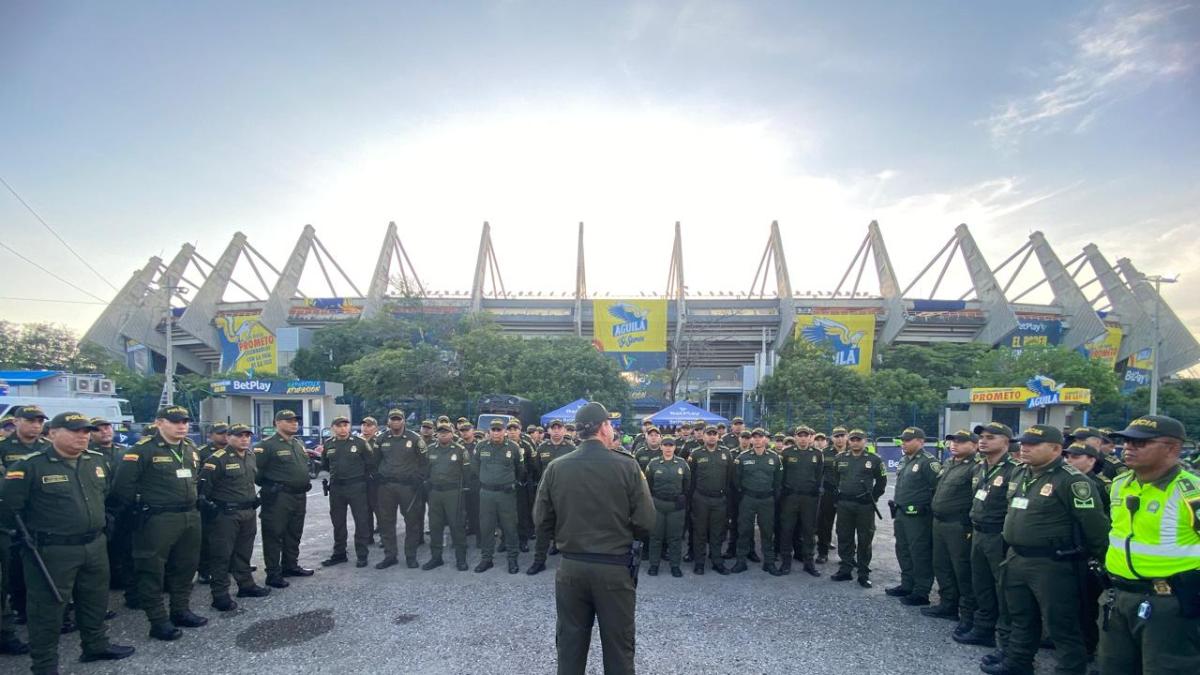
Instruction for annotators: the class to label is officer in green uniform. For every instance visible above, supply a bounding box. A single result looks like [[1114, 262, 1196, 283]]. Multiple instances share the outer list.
[[509, 420, 537, 553], [563, 423, 577, 445], [984, 425, 1109, 675], [732, 428, 784, 575], [359, 416, 381, 544], [0, 412, 135, 673], [457, 421, 481, 543], [955, 423, 1018, 653], [681, 421, 705, 459], [1060, 441, 1111, 659], [534, 402, 655, 675], [830, 429, 887, 588], [724, 429, 752, 560], [418, 420, 435, 447], [87, 417, 124, 475], [198, 423, 271, 612], [253, 409, 314, 586], [1074, 426, 1124, 479], [817, 426, 847, 564], [633, 426, 662, 472], [321, 416, 376, 568], [474, 420, 525, 573], [1100, 415, 1200, 674], [86, 417, 131, 597], [112, 405, 207, 640], [687, 424, 734, 575], [374, 409, 427, 569], [528, 420, 578, 574], [630, 419, 655, 454], [645, 436, 690, 578], [929, 429, 979, 634], [0, 415, 12, 441], [0, 405, 50, 629], [779, 425, 823, 576], [721, 417, 745, 449], [194, 422, 228, 585], [422, 423, 470, 571], [888, 427, 940, 605]]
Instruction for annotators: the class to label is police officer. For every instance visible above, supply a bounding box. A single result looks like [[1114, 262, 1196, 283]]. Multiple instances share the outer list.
[[0, 412, 135, 673], [1059, 441, 1111, 660], [112, 405, 207, 641], [1063, 442, 1111, 513], [253, 409, 314, 586], [195, 422, 228, 585], [644, 436, 689, 578], [418, 420, 435, 447], [86, 417, 131, 598], [87, 417, 124, 475], [474, 420, 525, 573], [0, 415, 12, 441], [508, 420, 537, 553], [984, 425, 1109, 675], [563, 423, 577, 445], [830, 429, 887, 588], [687, 423, 734, 575], [197, 423, 271, 612], [630, 419, 655, 454], [929, 429, 979, 635], [779, 425, 823, 576], [321, 416, 376, 568], [534, 402, 655, 674], [423, 423, 470, 572], [732, 428, 784, 575], [956, 422, 1018, 653], [633, 426, 662, 472], [721, 417, 745, 449], [1100, 415, 1200, 674], [457, 421, 481, 543], [0, 406, 49, 627], [1073, 426, 1124, 479], [528, 420, 581, 574], [359, 416, 381, 545], [889, 427, 940, 605], [816, 426, 847, 564], [373, 409, 426, 569], [724, 429, 752, 560]]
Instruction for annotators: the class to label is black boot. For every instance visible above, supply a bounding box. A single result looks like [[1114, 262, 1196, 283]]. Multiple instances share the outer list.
[[730, 559, 748, 574]]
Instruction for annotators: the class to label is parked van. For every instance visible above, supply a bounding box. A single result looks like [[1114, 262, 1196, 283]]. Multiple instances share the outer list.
[[0, 396, 131, 426]]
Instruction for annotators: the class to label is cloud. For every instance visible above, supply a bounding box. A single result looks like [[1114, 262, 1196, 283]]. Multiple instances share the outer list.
[[984, 1, 1196, 146]]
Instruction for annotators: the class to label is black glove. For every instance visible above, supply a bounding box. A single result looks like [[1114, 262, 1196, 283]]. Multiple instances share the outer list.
[[887, 499, 898, 519], [421, 480, 433, 495], [196, 497, 218, 516]]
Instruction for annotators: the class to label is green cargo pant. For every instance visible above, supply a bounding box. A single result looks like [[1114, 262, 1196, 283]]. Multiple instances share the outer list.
[[555, 558, 636, 675], [24, 537, 111, 675], [649, 497, 685, 567], [1002, 552, 1088, 674], [779, 493, 819, 564], [816, 486, 838, 557], [133, 510, 201, 624], [835, 500, 876, 578], [1099, 586, 1200, 674], [329, 482, 371, 562], [207, 508, 257, 601], [932, 517, 976, 621], [197, 510, 212, 578], [894, 510, 934, 596], [260, 490, 307, 576], [690, 493, 727, 564], [427, 487, 467, 563], [0, 533, 14, 641], [737, 495, 776, 564], [377, 481, 423, 562], [479, 488, 518, 563], [970, 529, 1009, 644]]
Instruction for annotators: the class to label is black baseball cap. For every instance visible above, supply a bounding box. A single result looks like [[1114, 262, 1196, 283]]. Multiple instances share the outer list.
[[1111, 415, 1187, 442], [574, 402, 609, 427], [14, 405, 47, 421], [229, 423, 252, 435], [49, 412, 98, 431], [273, 409, 297, 422], [1064, 442, 1099, 458], [944, 429, 979, 443], [899, 427, 926, 441], [1018, 425, 1065, 445], [332, 416, 350, 425], [973, 422, 1014, 438], [158, 406, 191, 422]]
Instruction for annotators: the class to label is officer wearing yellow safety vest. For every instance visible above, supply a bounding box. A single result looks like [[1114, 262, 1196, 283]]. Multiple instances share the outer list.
[[1101, 414, 1200, 674]]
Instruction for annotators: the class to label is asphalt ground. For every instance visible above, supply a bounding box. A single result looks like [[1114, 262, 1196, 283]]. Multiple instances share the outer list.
[[6, 483, 1067, 675]]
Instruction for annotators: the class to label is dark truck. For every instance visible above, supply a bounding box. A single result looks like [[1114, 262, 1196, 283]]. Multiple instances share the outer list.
[[477, 394, 536, 430]]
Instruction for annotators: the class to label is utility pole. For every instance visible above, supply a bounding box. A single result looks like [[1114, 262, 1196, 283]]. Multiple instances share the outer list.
[[159, 277, 189, 408], [1142, 273, 1179, 415]]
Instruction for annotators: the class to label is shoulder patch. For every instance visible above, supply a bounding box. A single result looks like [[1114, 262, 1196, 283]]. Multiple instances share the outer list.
[[4, 470, 24, 480], [135, 437, 153, 445], [929, 461, 942, 473], [213, 449, 226, 458], [122, 453, 140, 461], [1071, 480, 1093, 499], [1062, 463, 1083, 476]]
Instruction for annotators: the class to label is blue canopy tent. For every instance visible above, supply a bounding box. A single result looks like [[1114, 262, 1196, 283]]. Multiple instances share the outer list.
[[540, 398, 590, 427], [646, 401, 728, 427]]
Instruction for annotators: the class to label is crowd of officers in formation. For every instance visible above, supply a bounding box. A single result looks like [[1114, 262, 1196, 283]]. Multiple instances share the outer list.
[[0, 402, 1196, 674]]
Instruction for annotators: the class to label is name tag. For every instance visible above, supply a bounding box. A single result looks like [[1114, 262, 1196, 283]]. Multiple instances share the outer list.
[[974, 489, 988, 501], [1012, 497, 1029, 510], [176, 469, 193, 479]]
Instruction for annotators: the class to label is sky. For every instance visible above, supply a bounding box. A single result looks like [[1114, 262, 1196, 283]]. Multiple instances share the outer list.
[[2, 1, 1198, 341]]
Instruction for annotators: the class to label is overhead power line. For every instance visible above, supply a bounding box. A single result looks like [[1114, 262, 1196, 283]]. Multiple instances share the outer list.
[[0, 296, 109, 305], [0, 174, 119, 292], [0, 240, 109, 302]]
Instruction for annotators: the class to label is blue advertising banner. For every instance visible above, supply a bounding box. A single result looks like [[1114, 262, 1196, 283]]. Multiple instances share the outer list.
[[1003, 318, 1063, 354], [212, 380, 325, 396]]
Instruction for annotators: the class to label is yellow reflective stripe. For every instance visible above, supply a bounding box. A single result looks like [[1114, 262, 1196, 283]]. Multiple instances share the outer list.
[[1108, 533, 1200, 558], [1162, 484, 1182, 546]]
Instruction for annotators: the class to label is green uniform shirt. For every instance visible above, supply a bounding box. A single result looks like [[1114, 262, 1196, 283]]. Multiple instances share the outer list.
[[475, 439, 525, 487], [538, 440, 576, 470], [1099, 452, 1125, 480], [688, 445, 734, 496], [634, 445, 661, 472], [199, 447, 258, 504], [1, 449, 109, 536], [253, 433, 311, 489], [646, 455, 691, 500], [735, 449, 783, 494], [113, 435, 201, 508], [832, 450, 887, 500], [781, 447, 823, 493], [1002, 456, 1110, 559], [969, 454, 1018, 528], [198, 441, 228, 463], [680, 439, 702, 460], [321, 436, 375, 481], [821, 447, 842, 487], [426, 441, 470, 486], [88, 441, 126, 480], [932, 453, 979, 518], [720, 432, 740, 450], [894, 450, 941, 511], [374, 428, 427, 480], [0, 435, 50, 468]]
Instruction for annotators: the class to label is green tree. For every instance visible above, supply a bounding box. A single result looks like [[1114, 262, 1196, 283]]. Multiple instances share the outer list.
[[866, 367, 943, 437], [508, 337, 631, 413], [1119, 379, 1200, 434], [289, 315, 419, 380], [758, 340, 865, 431], [975, 345, 1121, 409], [877, 343, 991, 397], [0, 321, 101, 371]]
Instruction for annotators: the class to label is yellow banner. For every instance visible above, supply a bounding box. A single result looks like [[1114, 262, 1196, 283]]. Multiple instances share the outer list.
[[794, 313, 876, 374], [968, 387, 1092, 405], [593, 299, 667, 352], [1083, 326, 1122, 368], [215, 313, 278, 375]]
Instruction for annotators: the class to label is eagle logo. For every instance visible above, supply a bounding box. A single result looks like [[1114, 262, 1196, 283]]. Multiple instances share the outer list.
[[800, 317, 865, 351]]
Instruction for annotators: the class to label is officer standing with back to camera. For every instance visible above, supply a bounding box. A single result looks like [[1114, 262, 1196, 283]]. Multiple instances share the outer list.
[[253, 410, 314, 587], [534, 402, 655, 675], [1100, 415, 1200, 674], [0, 412, 135, 674]]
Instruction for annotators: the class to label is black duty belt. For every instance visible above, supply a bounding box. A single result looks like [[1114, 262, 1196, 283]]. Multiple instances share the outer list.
[[695, 488, 725, 498], [213, 501, 257, 511], [837, 495, 873, 504], [481, 483, 514, 493], [378, 476, 422, 486], [652, 495, 681, 504], [1109, 576, 1176, 596], [742, 489, 774, 499], [972, 522, 1004, 534], [330, 476, 367, 485], [33, 530, 101, 546], [933, 511, 971, 524], [263, 481, 310, 494], [784, 488, 819, 497], [562, 551, 627, 566], [145, 504, 194, 515], [431, 483, 460, 492], [1010, 544, 1079, 560]]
